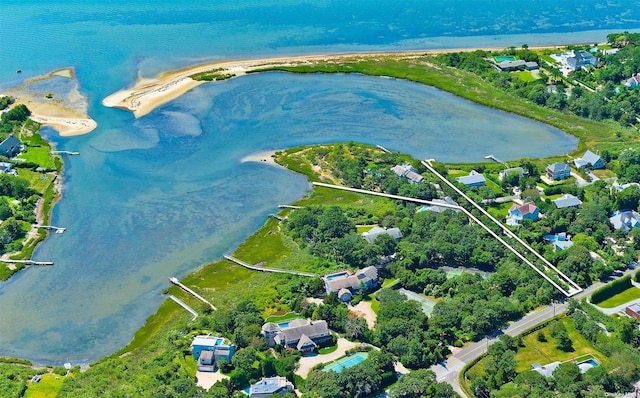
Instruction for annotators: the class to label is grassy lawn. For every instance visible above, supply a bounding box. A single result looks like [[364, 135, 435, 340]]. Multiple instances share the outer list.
[[596, 286, 640, 308], [487, 202, 512, 219], [25, 373, 65, 398], [265, 312, 301, 323], [356, 225, 376, 233], [17, 169, 55, 193], [366, 293, 380, 314], [16, 147, 55, 169], [592, 169, 616, 179], [514, 317, 609, 372], [512, 71, 537, 82], [318, 343, 339, 355]]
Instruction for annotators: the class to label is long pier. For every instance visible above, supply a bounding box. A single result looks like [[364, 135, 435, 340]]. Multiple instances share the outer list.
[[34, 225, 66, 234], [223, 255, 318, 277], [485, 154, 508, 167], [167, 294, 198, 321], [278, 205, 302, 209], [169, 277, 216, 310], [50, 151, 80, 155], [1, 259, 53, 266]]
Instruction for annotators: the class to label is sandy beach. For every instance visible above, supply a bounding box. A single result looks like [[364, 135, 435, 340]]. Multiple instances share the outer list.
[[240, 149, 282, 168], [102, 44, 569, 118], [4, 67, 98, 136]]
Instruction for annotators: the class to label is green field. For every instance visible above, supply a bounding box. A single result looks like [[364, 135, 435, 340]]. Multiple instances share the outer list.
[[25, 373, 65, 398], [18, 169, 55, 193], [512, 71, 538, 82], [513, 317, 609, 372], [487, 202, 512, 219], [597, 286, 640, 308], [16, 146, 55, 169], [265, 312, 301, 323]]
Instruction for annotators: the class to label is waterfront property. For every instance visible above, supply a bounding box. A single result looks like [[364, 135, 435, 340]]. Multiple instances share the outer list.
[[566, 50, 600, 71], [493, 59, 539, 72], [546, 162, 571, 181], [552, 194, 583, 209], [249, 377, 294, 398], [391, 163, 424, 184], [498, 167, 526, 181], [323, 352, 369, 373], [361, 226, 403, 244], [261, 318, 331, 354], [573, 150, 605, 169], [323, 266, 379, 301], [626, 303, 640, 321], [609, 210, 640, 233], [190, 336, 236, 372], [0, 135, 21, 158], [506, 202, 539, 225], [456, 170, 486, 187]]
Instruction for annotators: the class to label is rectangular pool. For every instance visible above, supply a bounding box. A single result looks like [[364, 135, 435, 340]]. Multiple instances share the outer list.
[[495, 56, 516, 62], [325, 272, 349, 281]]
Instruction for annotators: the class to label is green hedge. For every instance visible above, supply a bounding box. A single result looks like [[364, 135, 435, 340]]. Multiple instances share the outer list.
[[635, 270, 640, 283], [590, 275, 632, 305]]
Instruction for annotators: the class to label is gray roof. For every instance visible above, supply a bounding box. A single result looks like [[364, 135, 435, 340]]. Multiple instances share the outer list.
[[610, 210, 640, 232], [404, 170, 424, 183], [191, 335, 225, 348], [422, 197, 460, 213], [391, 164, 415, 177], [580, 150, 603, 167], [547, 162, 570, 174], [627, 303, 640, 314], [274, 319, 330, 346], [337, 288, 352, 299], [531, 361, 561, 378], [361, 226, 402, 243], [456, 170, 485, 186], [325, 266, 378, 292], [250, 377, 294, 396], [553, 194, 582, 209], [296, 334, 317, 350], [199, 350, 214, 361], [554, 240, 574, 251], [261, 322, 279, 332], [0, 135, 20, 156]]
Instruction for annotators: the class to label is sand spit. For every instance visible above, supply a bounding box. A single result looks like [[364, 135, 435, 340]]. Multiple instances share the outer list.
[[3, 67, 97, 136], [103, 45, 568, 118]]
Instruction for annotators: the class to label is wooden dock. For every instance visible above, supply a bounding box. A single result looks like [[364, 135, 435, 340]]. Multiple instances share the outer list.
[[269, 214, 283, 221], [376, 145, 392, 153], [50, 151, 80, 156], [169, 277, 216, 310], [1, 259, 53, 266], [223, 255, 318, 277], [34, 225, 66, 234], [167, 294, 198, 321], [278, 205, 302, 209]]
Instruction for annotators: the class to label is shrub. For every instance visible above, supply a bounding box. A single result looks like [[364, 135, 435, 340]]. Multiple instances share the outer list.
[[536, 331, 547, 342], [590, 275, 632, 304]]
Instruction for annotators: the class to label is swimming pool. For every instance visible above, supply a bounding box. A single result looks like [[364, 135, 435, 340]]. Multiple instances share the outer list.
[[323, 352, 369, 373], [278, 322, 290, 329], [577, 358, 599, 373], [325, 272, 350, 281], [495, 56, 516, 62]]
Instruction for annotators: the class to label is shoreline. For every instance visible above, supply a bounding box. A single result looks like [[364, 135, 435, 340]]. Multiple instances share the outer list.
[[240, 149, 283, 169], [102, 44, 573, 118]]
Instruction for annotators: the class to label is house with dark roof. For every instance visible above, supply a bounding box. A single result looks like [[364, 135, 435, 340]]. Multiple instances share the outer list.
[[456, 170, 486, 187], [546, 162, 571, 181], [261, 319, 331, 354], [0, 135, 20, 158], [323, 266, 379, 300], [552, 194, 582, 209], [507, 202, 539, 225], [492, 59, 539, 72], [624, 73, 640, 88], [417, 196, 460, 213], [566, 50, 599, 71], [361, 226, 402, 244], [610, 210, 640, 233], [391, 164, 424, 184], [249, 377, 294, 398], [573, 150, 604, 169], [190, 336, 236, 372]]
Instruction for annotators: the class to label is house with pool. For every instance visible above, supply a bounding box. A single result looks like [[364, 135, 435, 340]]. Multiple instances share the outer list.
[[261, 318, 331, 355], [323, 266, 379, 301], [190, 335, 236, 372], [249, 376, 294, 398]]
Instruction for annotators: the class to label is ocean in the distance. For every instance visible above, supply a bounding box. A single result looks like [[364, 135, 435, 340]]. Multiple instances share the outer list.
[[0, 0, 638, 364]]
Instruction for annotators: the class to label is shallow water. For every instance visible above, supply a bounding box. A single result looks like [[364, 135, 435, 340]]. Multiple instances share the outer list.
[[0, 0, 637, 363]]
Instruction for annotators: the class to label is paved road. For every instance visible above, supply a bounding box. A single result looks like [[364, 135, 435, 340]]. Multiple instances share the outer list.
[[431, 267, 637, 397]]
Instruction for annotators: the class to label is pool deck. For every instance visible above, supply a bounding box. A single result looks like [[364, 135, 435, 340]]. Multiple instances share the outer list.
[[295, 337, 361, 378]]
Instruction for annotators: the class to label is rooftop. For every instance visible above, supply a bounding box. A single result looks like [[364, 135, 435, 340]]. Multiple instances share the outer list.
[[250, 376, 293, 396]]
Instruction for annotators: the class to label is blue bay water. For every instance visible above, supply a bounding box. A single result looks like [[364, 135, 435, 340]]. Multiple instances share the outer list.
[[0, 0, 637, 363]]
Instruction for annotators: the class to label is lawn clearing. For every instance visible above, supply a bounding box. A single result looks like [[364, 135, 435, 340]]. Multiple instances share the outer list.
[[25, 373, 65, 398], [16, 146, 55, 169], [514, 317, 609, 372], [17, 169, 55, 193], [512, 71, 537, 82], [596, 286, 640, 308], [487, 202, 512, 219], [265, 312, 300, 323]]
